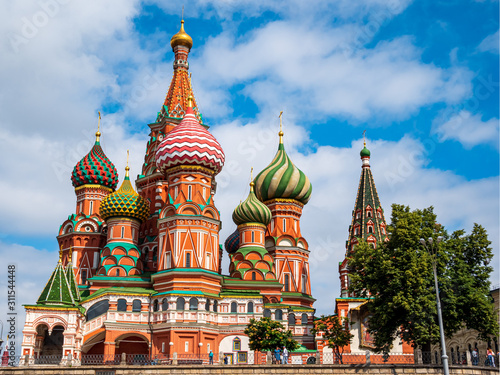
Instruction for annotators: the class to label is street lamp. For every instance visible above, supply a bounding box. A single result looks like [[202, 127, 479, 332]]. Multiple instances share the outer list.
[[420, 237, 449, 375]]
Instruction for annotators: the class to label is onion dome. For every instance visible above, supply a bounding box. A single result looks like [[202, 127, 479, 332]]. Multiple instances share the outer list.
[[170, 20, 193, 50], [155, 97, 225, 175], [360, 145, 371, 157], [254, 129, 312, 204], [224, 229, 240, 254], [233, 181, 272, 226], [100, 166, 150, 222], [72, 130, 118, 190]]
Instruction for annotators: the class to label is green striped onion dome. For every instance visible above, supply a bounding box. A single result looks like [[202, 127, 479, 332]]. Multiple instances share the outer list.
[[254, 141, 312, 204], [232, 182, 272, 226], [100, 169, 150, 222], [72, 139, 118, 190]]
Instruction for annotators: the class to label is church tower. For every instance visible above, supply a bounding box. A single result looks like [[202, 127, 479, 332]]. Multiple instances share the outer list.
[[153, 96, 225, 295], [57, 118, 118, 286], [135, 19, 201, 274], [338, 140, 388, 298], [253, 116, 314, 309]]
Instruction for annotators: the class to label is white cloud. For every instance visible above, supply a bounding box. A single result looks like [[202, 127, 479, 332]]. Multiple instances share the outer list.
[[433, 110, 499, 149], [191, 24, 472, 122], [478, 30, 499, 54]]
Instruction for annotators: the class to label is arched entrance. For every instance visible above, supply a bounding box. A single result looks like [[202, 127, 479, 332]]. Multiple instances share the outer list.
[[82, 331, 105, 355], [115, 333, 149, 364], [36, 324, 65, 363]]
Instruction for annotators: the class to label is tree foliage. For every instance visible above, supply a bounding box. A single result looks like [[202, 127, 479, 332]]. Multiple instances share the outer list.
[[348, 204, 498, 352], [311, 315, 353, 353], [244, 317, 299, 352]]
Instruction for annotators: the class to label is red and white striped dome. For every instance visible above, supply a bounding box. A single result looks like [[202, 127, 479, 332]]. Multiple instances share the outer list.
[[155, 107, 225, 175]]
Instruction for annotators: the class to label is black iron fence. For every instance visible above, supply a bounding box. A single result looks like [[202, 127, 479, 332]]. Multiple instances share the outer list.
[[1, 351, 498, 368]]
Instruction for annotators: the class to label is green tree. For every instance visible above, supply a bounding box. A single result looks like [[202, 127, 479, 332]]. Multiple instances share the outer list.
[[311, 315, 353, 363], [348, 204, 498, 352], [244, 317, 299, 352]]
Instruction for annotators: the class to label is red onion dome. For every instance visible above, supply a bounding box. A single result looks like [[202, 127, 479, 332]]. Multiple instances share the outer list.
[[71, 133, 118, 190], [155, 104, 225, 175]]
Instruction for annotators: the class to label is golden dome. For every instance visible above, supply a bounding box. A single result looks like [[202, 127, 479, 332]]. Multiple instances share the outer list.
[[170, 20, 193, 50]]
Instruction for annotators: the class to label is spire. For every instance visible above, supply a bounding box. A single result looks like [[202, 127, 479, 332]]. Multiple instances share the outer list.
[[160, 18, 200, 121], [125, 150, 130, 179], [95, 111, 101, 143], [347, 140, 387, 253], [279, 111, 284, 144], [64, 247, 81, 303]]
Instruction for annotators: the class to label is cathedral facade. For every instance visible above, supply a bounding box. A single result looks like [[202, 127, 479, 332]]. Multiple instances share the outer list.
[[20, 20, 315, 364]]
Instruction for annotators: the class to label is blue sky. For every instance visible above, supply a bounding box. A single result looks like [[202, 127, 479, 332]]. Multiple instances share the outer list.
[[0, 0, 498, 348]]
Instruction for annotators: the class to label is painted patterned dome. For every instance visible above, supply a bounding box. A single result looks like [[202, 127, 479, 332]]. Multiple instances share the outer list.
[[155, 103, 225, 175], [72, 134, 118, 190], [233, 182, 272, 226], [99, 168, 150, 222], [254, 132, 312, 204], [224, 229, 240, 254]]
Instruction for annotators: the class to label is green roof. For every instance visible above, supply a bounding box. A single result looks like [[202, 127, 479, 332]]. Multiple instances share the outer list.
[[37, 259, 79, 307]]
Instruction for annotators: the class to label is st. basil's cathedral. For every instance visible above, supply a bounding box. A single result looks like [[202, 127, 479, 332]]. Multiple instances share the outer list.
[[20, 20, 412, 363]]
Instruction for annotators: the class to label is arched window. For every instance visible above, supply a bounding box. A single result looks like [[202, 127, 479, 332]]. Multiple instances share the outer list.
[[153, 300, 159, 312], [263, 309, 271, 318], [233, 337, 241, 351], [162, 299, 168, 311], [186, 253, 191, 267], [301, 313, 308, 324], [368, 226, 373, 233], [275, 309, 283, 320], [288, 313, 296, 325], [283, 218, 286, 232], [205, 299, 210, 311], [284, 274, 290, 292], [213, 300, 218, 312], [189, 297, 198, 311], [132, 299, 141, 312], [231, 302, 237, 313], [115, 268, 120, 276], [86, 300, 109, 321], [248, 302, 254, 313], [176, 297, 185, 310], [188, 185, 192, 200], [252, 272, 256, 280], [117, 298, 127, 312]]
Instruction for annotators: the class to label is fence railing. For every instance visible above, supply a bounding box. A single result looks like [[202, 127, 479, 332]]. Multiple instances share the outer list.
[[1, 351, 498, 368]]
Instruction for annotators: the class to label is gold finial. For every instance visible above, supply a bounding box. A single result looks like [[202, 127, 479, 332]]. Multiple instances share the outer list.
[[68, 246, 72, 262], [58, 245, 63, 264], [363, 130, 366, 147], [249, 167, 255, 190], [125, 150, 130, 177], [96, 111, 102, 142], [187, 95, 193, 108], [278, 111, 284, 144]]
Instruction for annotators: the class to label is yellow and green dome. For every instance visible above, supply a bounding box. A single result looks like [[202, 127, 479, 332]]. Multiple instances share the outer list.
[[233, 182, 272, 226], [100, 167, 150, 222], [254, 132, 312, 204]]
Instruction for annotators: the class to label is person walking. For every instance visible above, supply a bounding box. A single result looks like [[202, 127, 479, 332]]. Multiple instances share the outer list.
[[282, 346, 289, 364], [487, 348, 495, 367], [209, 350, 214, 365], [472, 347, 478, 366], [223, 354, 228, 365], [274, 347, 281, 364]]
